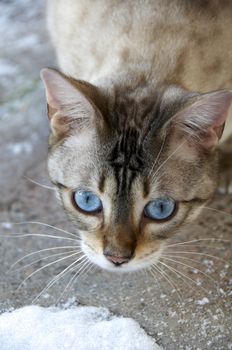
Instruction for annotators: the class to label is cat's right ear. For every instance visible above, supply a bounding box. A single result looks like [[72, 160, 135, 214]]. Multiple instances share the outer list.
[[170, 89, 232, 151], [40, 68, 99, 140]]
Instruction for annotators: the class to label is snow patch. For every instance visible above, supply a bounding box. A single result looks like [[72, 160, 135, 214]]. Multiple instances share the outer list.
[[0, 305, 161, 350], [1, 222, 13, 230], [195, 297, 209, 306]]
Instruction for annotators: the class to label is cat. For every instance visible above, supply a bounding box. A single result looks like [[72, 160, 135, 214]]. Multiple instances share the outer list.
[[41, 0, 232, 272]]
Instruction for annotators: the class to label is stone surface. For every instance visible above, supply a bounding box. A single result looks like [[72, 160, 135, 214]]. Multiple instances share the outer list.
[[0, 1, 231, 349]]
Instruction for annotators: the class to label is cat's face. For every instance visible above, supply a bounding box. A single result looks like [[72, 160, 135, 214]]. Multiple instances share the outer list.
[[41, 69, 232, 272]]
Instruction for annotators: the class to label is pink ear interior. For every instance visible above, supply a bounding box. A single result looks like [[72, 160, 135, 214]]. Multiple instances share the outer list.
[[40, 68, 97, 139], [40, 68, 95, 116], [173, 90, 232, 149], [40, 68, 70, 110]]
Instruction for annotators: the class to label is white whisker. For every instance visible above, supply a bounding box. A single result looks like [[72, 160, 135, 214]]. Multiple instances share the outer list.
[[23, 176, 56, 191], [17, 251, 79, 290], [6, 221, 79, 239], [149, 267, 164, 295], [164, 244, 225, 251], [162, 253, 214, 268], [202, 206, 232, 218], [161, 256, 218, 286], [152, 140, 186, 180], [165, 238, 230, 248], [9, 246, 81, 271], [58, 260, 92, 302], [158, 260, 209, 295], [12, 250, 80, 272], [2, 233, 79, 242], [162, 251, 227, 263], [33, 255, 87, 303], [157, 260, 199, 295], [152, 263, 182, 302], [148, 130, 167, 178]]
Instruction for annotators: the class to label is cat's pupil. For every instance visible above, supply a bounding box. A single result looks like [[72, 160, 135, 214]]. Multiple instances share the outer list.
[[144, 198, 176, 221], [73, 191, 102, 213]]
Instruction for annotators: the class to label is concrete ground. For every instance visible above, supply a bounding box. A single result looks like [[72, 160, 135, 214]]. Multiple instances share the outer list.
[[0, 1, 231, 349]]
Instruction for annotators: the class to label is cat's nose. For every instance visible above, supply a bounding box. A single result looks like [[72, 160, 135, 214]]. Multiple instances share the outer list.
[[104, 253, 131, 266]]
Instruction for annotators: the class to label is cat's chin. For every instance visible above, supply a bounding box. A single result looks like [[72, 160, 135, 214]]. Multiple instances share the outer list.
[[81, 242, 162, 273]]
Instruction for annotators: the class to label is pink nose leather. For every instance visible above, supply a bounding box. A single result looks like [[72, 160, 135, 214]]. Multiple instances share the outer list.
[[106, 255, 130, 265]]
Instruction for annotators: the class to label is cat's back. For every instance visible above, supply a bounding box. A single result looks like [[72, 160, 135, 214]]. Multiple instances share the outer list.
[[47, 0, 232, 91], [47, 0, 176, 82]]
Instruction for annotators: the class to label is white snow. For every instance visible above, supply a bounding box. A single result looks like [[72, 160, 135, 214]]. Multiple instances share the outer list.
[[195, 297, 210, 306], [0, 305, 161, 350], [1, 222, 13, 230]]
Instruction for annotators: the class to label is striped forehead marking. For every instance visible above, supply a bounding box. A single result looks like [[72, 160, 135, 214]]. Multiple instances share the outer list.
[[108, 127, 144, 195]]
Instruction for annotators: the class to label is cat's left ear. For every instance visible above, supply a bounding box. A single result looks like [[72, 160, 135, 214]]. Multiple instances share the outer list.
[[40, 68, 104, 140], [172, 90, 232, 150]]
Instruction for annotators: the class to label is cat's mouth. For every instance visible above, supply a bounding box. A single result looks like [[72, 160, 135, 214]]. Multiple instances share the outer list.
[[81, 241, 163, 272]]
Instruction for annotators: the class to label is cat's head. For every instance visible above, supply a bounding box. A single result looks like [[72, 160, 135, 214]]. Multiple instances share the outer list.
[[41, 68, 232, 272]]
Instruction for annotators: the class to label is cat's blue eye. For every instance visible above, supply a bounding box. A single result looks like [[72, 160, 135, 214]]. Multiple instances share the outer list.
[[73, 190, 102, 213], [144, 197, 176, 221]]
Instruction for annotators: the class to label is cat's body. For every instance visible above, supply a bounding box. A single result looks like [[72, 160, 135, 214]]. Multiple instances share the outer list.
[[41, 0, 232, 271], [47, 0, 232, 140]]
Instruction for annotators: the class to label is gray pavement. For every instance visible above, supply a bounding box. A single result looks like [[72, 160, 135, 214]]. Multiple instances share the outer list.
[[0, 1, 231, 349]]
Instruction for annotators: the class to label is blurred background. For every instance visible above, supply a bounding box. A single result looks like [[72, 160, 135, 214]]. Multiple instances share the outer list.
[[0, 0, 52, 200], [0, 1, 231, 349]]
